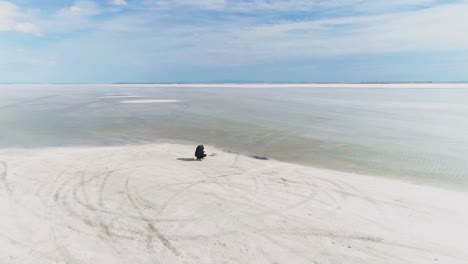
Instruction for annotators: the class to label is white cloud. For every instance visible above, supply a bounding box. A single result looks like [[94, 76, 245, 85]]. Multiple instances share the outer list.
[[38, 0, 102, 34], [139, 0, 441, 13], [2, 0, 468, 82], [164, 1, 468, 63], [58, 0, 466, 70], [0, 1, 41, 35], [138, 0, 227, 11], [109, 0, 128, 6], [14, 22, 41, 35], [180, 0, 226, 10], [57, 0, 100, 17], [245, 0, 439, 12]]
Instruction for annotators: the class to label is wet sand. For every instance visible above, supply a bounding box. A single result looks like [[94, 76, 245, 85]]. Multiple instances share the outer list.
[[2, 84, 468, 187], [1, 143, 467, 263]]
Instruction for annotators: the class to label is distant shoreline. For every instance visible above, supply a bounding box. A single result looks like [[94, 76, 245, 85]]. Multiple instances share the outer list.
[[2, 82, 468, 88]]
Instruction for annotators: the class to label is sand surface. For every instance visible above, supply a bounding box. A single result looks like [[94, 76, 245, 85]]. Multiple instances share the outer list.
[[1, 144, 467, 264]]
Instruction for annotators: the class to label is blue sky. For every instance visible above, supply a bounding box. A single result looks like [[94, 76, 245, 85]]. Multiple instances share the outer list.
[[1, 0, 467, 83]]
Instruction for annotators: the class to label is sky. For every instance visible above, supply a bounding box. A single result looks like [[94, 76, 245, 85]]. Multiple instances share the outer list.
[[0, 0, 468, 83]]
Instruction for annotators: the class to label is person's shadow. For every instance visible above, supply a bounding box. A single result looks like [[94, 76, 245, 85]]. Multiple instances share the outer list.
[[177, 158, 198, 161]]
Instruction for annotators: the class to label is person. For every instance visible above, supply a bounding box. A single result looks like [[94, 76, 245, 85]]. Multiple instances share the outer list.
[[195, 145, 207, 160]]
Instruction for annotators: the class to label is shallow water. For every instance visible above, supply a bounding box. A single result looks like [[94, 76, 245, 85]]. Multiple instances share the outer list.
[[1, 84, 467, 188]]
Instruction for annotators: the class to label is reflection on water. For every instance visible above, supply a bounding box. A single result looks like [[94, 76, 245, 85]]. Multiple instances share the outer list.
[[1, 84, 468, 188]]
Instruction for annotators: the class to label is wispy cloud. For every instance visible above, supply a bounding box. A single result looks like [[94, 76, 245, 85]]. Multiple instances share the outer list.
[[89, 0, 468, 63], [0, 1, 41, 35], [138, 0, 444, 13], [0, 0, 467, 82], [109, 0, 128, 6], [56, 0, 101, 17]]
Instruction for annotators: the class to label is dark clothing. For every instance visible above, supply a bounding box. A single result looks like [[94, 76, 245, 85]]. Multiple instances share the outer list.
[[195, 145, 207, 160]]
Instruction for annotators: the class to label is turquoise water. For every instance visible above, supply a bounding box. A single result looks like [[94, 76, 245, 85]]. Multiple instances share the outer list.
[[1, 84, 468, 188]]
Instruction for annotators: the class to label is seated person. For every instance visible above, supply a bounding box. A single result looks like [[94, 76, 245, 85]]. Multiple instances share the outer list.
[[195, 145, 207, 160]]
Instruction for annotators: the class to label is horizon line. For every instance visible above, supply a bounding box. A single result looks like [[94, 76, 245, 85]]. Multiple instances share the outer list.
[[2, 81, 468, 85]]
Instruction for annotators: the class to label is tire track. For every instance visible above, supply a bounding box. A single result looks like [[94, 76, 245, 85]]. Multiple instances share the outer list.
[[155, 171, 243, 216], [1, 160, 44, 218], [0, 161, 12, 195], [125, 175, 181, 256]]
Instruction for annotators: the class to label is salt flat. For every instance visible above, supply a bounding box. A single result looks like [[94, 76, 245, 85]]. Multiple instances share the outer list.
[[98, 95, 146, 99], [120, 99, 182, 104], [1, 144, 468, 264]]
